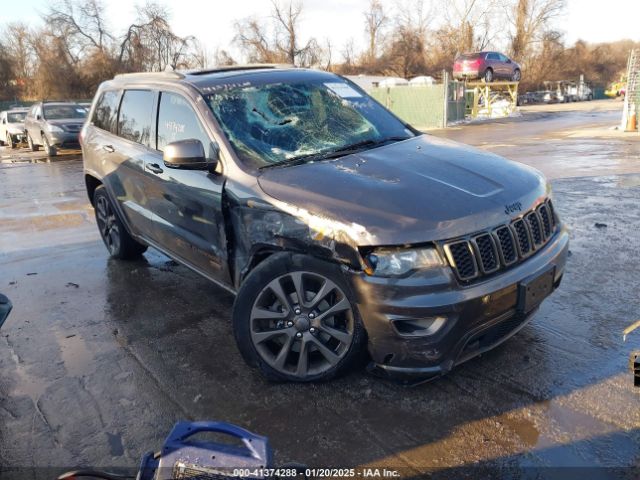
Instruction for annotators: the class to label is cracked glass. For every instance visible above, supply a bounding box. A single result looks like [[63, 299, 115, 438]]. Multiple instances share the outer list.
[[205, 79, 412, 169]]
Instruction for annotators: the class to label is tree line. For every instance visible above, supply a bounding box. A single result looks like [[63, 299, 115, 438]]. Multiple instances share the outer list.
[[0, 0, 637, 101]]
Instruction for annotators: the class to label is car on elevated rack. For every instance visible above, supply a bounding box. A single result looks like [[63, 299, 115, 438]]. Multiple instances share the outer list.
[[24, 101, 87, 156], [453, 51, 522, 83], [0, 108, 29, 148], [81, 65, 568, 382]]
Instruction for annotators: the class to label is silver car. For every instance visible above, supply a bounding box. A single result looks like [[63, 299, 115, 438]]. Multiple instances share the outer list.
[[24, 102, 87, 156], [0, 108, 28, 149]]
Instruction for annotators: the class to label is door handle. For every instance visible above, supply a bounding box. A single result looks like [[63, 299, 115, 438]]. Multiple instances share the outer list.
[[146, 163, 164, 174], [103, 145, 115, 153]]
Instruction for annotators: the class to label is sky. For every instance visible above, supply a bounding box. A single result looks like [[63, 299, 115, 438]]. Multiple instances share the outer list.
[[5, 0, 640, 61]]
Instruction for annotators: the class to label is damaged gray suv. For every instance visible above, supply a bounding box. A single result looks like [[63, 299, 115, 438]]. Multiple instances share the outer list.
[[81, 66, 569, 382]]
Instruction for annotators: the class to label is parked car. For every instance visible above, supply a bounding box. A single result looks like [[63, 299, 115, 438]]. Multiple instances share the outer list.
[[0, 108, 28, 148], [24, 101, 87, 156], [453, 51, 521, 83], [82, 66, 568, 382], [605, 80, 626, 99]]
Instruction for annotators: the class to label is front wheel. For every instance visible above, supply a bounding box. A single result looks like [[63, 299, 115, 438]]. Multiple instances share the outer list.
[[512, 69, 521, 82], [7, 133, 16, 149], [42, 135, 57, 156], [233, 253, 366, 382], [27, 133, 39, 151], [93, 186, 147, 260]]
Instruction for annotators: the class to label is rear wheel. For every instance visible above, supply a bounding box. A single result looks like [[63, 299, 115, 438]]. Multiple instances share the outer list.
[[483, 68, 493, 83], [93, 186, 147, 260], [233, 253, 366, 382], [512, 69, 521, 82]]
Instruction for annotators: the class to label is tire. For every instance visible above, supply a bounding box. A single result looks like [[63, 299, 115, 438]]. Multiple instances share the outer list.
[[93, 185, 147, 260], [27, 133, 39, 151], [7, 133, 16, 149], [512, 69, 521, 82], [233, 252, 367, 382], [42, 135, 57, 157], [483, 68, 493, 83]]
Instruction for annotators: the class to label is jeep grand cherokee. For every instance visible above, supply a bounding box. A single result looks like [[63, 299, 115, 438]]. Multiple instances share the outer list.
[[81, 66, 569, 382]]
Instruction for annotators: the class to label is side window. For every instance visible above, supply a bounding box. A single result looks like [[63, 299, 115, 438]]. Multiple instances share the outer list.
[[92, 90, 120, 133], [117, 90, 154, 147], [157, 92, 214, 159], [487, 53, 498, 60]]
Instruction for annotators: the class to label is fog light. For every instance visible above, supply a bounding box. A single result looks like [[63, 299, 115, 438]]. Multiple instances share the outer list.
[[393, 316, 447, 337]]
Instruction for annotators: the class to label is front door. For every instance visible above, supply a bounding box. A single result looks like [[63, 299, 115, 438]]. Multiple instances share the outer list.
[[144, 90, 231, 285]]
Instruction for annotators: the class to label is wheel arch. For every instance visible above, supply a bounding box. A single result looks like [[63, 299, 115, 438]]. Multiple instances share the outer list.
[[85, 174, 103, 206]]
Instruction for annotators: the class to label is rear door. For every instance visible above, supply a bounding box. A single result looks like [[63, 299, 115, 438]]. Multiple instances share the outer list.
[[143, 89, 230, 284], [485, 53, 501, 77], [25, 104, 41, 143], [498, 53, 512, 78], [87, 89, 159, 241]]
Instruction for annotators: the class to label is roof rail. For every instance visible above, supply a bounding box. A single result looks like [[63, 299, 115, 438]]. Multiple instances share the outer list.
[[185, 63, 296, 76], [114, 71, 185, 81]]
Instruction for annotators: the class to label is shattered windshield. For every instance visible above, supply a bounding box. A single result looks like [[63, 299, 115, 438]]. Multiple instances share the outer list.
[[205, 79, 414, 168]]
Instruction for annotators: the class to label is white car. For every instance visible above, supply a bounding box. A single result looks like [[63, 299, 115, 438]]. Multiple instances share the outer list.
[[0, 108, 29, 148]]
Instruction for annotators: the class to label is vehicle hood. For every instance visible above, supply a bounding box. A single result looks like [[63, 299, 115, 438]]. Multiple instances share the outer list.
[[257, 135, 549, 246], [6, 122, 25, 131]]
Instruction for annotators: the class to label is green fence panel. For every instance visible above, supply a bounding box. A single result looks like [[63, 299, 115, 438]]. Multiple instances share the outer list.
[[592, 87, 606, 100], [370, 86, 445, 129]]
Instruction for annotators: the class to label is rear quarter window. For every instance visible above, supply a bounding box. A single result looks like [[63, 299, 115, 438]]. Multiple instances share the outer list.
[[92, 90, 120, 133], [118, 90, 154, 147]]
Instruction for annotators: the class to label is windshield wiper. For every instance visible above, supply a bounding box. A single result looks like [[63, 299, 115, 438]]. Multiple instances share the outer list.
[[260, 135, 413, 170]]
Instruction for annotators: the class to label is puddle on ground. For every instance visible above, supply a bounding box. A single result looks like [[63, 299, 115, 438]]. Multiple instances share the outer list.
[[53, 330, 95, 378], [2, 336, 50, 399]]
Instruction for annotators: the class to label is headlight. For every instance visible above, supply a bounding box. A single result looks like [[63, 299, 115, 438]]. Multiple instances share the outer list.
[[366, 247, 444, 277], [47, 124, 64, 133]]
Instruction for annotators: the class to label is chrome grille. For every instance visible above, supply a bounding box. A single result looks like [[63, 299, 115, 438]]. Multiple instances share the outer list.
[[444, 199, 558, 282]]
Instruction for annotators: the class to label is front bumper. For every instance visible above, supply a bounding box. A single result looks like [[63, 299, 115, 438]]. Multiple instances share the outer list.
[[348, 226, 569, 380], [49, 132, 80, 148]]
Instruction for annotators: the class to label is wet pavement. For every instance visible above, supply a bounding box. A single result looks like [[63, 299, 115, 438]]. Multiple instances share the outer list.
[[1, 99, 639, 478]]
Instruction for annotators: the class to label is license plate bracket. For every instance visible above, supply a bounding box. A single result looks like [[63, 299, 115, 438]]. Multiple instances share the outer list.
[[517, 266, 555, 313]]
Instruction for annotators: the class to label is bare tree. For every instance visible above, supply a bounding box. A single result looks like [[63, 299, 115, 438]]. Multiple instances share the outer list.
[[213, 48, 236, 66], [233, 17, 286, 63], [2, 23, 35, 97], [233, 0, 320, 67], [47, 0, 114, 55], [119, 3, 200, 71], [364, 0, 387, 63], [508, 0, 565, 62]]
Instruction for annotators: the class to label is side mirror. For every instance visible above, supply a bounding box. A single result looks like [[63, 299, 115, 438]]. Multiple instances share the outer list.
[[163, 139, 218, 172]]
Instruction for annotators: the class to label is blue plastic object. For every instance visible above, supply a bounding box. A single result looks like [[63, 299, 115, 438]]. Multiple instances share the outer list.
[[136, 421, 273, 480]]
